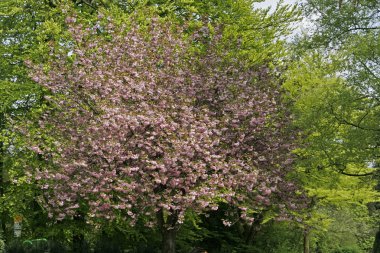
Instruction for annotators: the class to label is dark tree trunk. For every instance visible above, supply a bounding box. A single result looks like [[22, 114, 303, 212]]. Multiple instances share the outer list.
[[0, 112, 6, 236], [157, 208, 179, 253], [162, 227, 176, 253], [72, 215, 87, 253], [244, 213, 263, 245], [73, 233, 86, 253], [373, 229, 380, 253]]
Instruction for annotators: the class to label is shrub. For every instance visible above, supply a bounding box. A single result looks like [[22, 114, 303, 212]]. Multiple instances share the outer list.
[[332, 246, 361, 253]]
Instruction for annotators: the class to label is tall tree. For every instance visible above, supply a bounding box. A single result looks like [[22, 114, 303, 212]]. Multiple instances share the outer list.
[[2, 0, 301, 249], [25, 14, 302, 252], [285, 0, 380, 250]]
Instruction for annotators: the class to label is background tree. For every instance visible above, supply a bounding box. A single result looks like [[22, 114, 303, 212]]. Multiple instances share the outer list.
[[284, 0, 380, 249]]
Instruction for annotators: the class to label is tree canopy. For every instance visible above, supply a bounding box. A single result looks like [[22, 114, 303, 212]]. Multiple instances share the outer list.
[[0, 0, 379, 252]]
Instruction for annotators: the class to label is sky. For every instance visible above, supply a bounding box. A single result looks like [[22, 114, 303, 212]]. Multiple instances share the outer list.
[[254, 0, 300, 10], [254, 0, 313, 38]]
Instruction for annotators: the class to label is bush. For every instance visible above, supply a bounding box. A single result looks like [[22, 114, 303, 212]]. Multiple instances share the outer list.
[[5, 241, 25, 253], [5, 239, 53, 253], [48, 241, 67, 253], [23, 239, 48, 253], [93, 235, 123, 253], [332, 246, 361, 253]]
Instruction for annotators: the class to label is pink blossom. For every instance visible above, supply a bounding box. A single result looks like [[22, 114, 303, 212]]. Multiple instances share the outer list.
[[27, 17, 304, 226]]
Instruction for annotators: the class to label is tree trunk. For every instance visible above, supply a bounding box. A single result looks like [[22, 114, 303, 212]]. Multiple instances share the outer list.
[[0, 112, 6, 237], [73, 233, 85, 253], [72, 215, 86, 253], [162, 227, 176, 253], [157, 208, 178, 253], [303, 228, 310, 253], [373, 229, 380, 253], [244, 213, 263, 245]]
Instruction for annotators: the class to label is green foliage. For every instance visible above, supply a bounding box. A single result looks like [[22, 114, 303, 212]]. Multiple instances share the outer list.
[[331, 246, 362, 253], [176, 211, 208, 252], [246, 221, 304, 253], [282, 52, 379, 252], [283, 1, 380, 252], [0, 233, 4, 253], [2, 0, 376, 252]]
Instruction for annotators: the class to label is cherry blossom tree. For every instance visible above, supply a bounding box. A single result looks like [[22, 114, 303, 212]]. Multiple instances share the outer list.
[[27, 15, 299, 253]]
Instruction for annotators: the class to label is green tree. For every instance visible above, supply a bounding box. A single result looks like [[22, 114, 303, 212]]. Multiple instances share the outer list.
[[284, 48, 380, 253], [295, 0, 380, 250], [0, 0, 101, 242], [1, 0, 302, 250]]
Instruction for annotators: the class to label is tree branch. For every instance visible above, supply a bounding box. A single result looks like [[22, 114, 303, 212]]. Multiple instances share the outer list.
[[321, 150, 376, 177], [356, 58, 380, 81], [339, 170, 374, 177], [329, 104, 380, 132], [346, 26, 380, 32]]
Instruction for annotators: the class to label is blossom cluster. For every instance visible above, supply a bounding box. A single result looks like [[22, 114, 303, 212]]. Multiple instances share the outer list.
[[28, 16, 301, 225]]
